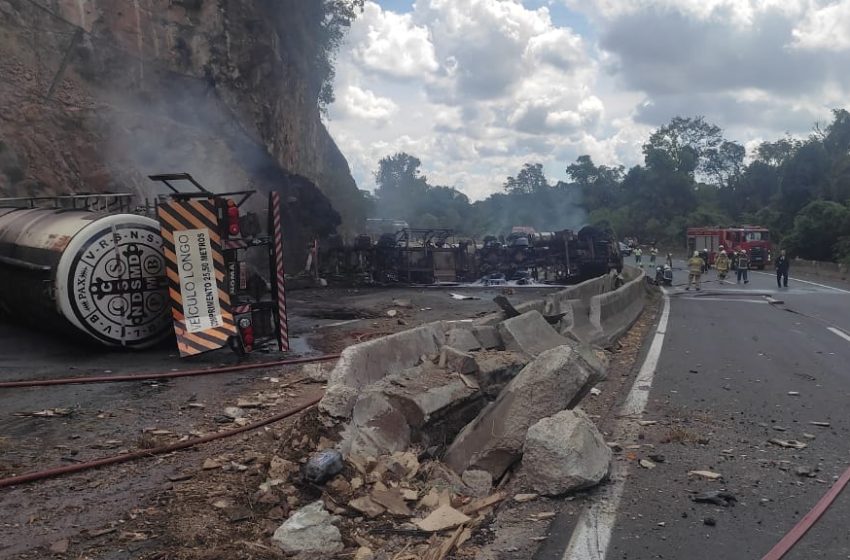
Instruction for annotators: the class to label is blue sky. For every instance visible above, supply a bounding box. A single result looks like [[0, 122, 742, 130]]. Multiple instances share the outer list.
[[326, 0, 849, 200]]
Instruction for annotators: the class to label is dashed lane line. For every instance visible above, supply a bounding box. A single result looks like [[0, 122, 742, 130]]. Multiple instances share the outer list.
[[560, 291, 671, 560], [827, 327, 850, 343]]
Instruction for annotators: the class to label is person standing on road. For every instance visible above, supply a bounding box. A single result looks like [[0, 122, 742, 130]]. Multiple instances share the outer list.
[[650, 245, 658, 266], [736, 248, 750, 284], [666, 252, 673, 268], [634, 246, 643, 268], [715, 249, 730, 282], [775, 249, 790, 288], [687, 251, 703, 290]]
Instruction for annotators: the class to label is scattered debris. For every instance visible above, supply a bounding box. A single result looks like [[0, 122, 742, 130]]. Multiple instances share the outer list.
[[794, 466, 817, 478], [304, 449, 344, 484], [392, 298, 413, 308], [371, 488, 413, 516], [688, 470, 722, 480], [415, 505, 471, 532], [648, 454, 666, 463], [348, 496, 386, 518], [386, 309, 398, 318], [18, 408, 71, 417], [590, 387, 602, 396], [514, 493, 539, 503], [528, 511, 557, 521], [768, 439, 808, 449], [223, 407, 246, 420], [167, 473, 193, 482], [809, 421, 831, 427], [692, 491, 737, 507], [802, 433, 817, 440], [704, 517, 717, 526], [271, 501, 343, 554], [450, 293, 480, 300], [202, 458, 221, 470], [787, 391, 800, 396], [640, 459, 657, 470], [236, 399, 263, 408], [638, 420, 658, 426]]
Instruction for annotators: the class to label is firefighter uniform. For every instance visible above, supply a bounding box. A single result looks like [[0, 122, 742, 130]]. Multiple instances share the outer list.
[[687, 251, 703, 290], [715, 251, 730, 280]]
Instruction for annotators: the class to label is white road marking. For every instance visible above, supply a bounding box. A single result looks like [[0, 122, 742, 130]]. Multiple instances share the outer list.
[[827, 327, 850, 343], [561, 293, 671, 560], [751, 271, 850, 294], [679, 297, 768, 304]]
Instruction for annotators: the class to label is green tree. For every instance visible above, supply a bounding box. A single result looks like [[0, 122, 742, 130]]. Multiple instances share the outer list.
[[784, 200, 850, 260], [504, 163, 549, 195]]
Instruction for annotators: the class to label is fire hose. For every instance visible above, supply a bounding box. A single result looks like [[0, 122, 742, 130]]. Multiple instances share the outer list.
[[0, 354, 340, 389], [0, 394, 323, 489]]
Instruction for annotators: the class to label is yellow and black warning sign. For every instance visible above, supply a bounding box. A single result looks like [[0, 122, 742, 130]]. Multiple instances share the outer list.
[[157, 199, 236, 357]]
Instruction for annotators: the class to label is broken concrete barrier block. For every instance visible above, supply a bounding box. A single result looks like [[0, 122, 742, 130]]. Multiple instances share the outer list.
[[446, 328, 482, 352], [522, 409, 611, 496], [439, 346, 479, 375], [445, 344, 606, 479], [474, 351, 528, 398], [497, 310, 571, 357], [272, 501, 343, 554], [320, 322, 445, 418], [472, 325, 502, 350], [344, 392, 412, 457]]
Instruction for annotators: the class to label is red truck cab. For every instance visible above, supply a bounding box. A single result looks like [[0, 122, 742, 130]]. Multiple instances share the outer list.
[[686, 226, 772, 269]]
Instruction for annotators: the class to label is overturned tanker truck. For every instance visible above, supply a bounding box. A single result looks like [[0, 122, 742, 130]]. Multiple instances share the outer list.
[[319, 224, 622, 285], [0, 176, 288, 355]]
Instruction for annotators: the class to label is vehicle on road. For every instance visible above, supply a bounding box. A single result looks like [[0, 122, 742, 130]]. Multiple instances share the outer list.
[[686, 226, 772, 270]]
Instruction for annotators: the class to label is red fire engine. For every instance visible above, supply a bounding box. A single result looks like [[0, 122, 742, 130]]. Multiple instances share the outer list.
[[686, 226, 772, 269]]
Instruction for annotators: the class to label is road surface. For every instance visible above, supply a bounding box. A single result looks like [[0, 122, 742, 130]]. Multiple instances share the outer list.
[[567, 264, 850, 560]]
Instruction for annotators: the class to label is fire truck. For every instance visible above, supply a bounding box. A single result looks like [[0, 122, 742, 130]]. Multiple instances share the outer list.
[[686, 226, 772, 269]]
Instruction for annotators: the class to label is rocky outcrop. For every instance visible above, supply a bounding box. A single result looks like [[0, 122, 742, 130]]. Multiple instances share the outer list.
[[0, 0, 365, 267]]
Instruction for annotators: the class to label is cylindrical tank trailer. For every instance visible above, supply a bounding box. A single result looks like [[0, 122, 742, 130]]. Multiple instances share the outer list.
[[0, 206, 171, 348]]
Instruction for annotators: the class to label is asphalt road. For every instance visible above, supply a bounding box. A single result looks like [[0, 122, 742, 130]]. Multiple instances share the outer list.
[[602, 265, 850, 560]]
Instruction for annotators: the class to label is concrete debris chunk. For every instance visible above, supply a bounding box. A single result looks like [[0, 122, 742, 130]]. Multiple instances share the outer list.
[[439, 346, 479, 375], [472, 326, 502, 350], [202, 458, 221, 470], [446, 328, 483, 352], [418, 488, 441, 510], [522, 409, 611, 496], [809, 421, 831, 427], [497, 310, 572, 357], [414, 504, 471, 532], [49, 539, 69, 554], [302, 362, 332, 382], [639, 459, 656, 470], [354, 546, 375, 560], [269, 456, 296, 480], [271, 501, 343, 554], [236, 399, 262, 408], [386, 309, 398, 318], [446, 345, 605, 479], [223, 407, 245, 420], [461, 469, 493, 498], [392, 298, 413, 308], [348, 496, 386, 518], [688, 470, 722, 480]]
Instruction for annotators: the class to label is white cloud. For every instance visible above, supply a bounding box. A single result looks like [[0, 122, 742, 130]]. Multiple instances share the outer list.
[[325, 0, 848, 204], [349, 2, 439, 78], [337, 85, 399, 122], [792, 1, 850, 51]]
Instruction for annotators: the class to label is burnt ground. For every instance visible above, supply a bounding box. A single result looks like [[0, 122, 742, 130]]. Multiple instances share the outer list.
[[0, 285, 567, 559]]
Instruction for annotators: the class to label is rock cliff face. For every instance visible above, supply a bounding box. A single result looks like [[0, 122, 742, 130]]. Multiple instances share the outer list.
[[0, 0, 366, 266]]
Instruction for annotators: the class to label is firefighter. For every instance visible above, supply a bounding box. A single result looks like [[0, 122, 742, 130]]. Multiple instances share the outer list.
[[736, 248, 750, 284], [650, 245, 658, 266], [666, 252, 673, 268], [775, 249, 789, 288], [715, 249, 730, 281], [634, 246, 643, 268], [687, 251, 703, 291]]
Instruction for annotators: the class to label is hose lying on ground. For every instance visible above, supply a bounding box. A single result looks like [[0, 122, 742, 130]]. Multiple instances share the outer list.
[[0, 394, 323, 489], [0, 354, 340, 389]]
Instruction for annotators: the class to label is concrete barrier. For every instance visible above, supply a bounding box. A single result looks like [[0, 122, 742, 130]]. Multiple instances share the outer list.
[[320, 322, 446, 418], [587, 267, 646, 347], [790, 259, 849, 282]]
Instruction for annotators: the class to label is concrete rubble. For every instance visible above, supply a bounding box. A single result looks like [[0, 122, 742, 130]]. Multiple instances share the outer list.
[[271, 501, 343, 554], [521, 409, 612, 496], [497, 310, 573, 357], [444, 344, 606, 479]]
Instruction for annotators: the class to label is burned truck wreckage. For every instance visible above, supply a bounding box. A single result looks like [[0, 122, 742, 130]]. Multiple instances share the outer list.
[[319, 225, 623, 285]]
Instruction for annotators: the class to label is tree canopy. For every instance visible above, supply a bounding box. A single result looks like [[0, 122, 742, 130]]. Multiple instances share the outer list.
[[361, 109, 850, 264]]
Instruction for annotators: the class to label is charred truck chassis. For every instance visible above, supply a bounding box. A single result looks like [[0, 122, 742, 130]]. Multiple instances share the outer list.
[[319, 225, 622, 285]]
